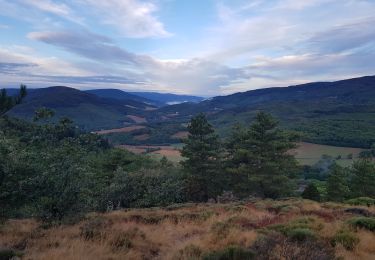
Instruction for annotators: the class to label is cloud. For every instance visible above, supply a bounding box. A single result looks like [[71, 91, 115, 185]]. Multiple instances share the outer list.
[[27, 30, 152, 65], [0, 62, 36, 73], [22, 0, 71, 16], [78, 0, 171, 38], [306, 18, 375, 54]]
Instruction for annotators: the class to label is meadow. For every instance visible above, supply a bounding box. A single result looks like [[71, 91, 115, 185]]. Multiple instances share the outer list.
[[1, 199, 374, 260]]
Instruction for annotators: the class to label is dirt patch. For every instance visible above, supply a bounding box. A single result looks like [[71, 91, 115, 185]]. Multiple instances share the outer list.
[[151, 149, 181, 158], [126, 115, 147, 124], [171, 131, 189, 139], [134, 134, 150, 141], [94, 125, 146, 135]]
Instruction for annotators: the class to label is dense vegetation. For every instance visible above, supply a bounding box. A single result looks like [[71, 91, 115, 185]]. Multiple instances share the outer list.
[[2, 86, 374, 222], [148, 76, 375, 148], [1, 86, 375, 259]]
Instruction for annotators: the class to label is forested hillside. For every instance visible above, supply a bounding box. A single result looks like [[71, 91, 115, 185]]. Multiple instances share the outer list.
[[147, 76, 375, 148], [7, 86, 157, 130]]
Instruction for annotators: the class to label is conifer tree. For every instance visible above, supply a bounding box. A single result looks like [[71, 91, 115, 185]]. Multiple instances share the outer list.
[[326, 164, 350, 202], [181, 113, 223, 201], [350, 159, 375, 198], [226, 112, 299, 198]]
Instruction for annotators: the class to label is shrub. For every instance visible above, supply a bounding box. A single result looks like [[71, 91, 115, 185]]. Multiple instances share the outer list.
[[287, 228, 316, 242], [268, 217, 315, 234], [345, 197, 375, 207], [0, 248, 23, 260], [217, 191, 238, 204], [251, 232, 334, 260], [348, 217, 375, 232], [203, 246, 255, 260], [331, 230, 359, 250], [302, 183, 321, 202], [176, 244, 202, 259]]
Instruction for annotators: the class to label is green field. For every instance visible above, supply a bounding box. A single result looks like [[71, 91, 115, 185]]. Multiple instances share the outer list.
[[293, 142, 364, 166], [125, 142, 365, 166]]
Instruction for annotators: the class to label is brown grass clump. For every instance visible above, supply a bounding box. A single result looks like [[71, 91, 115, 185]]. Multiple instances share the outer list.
[[0, 199, 374, 259]]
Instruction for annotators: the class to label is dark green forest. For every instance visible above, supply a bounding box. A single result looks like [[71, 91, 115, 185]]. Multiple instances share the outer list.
[[1, 86, 375, 224]]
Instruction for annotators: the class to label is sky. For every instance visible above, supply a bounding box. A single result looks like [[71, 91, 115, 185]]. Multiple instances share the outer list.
[[0, 0, 375, 95]]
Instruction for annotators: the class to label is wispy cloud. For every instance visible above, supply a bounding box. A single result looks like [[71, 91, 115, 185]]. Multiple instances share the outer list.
[[27, 30, 146, 65], [77, 0, 171, 38], [1, 0, 375, 94]]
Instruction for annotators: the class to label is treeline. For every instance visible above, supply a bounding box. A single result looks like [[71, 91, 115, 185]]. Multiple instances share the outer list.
[[1, 86, 374, 223], [303, 160, 375, 203], [0, 85, 27, 116]]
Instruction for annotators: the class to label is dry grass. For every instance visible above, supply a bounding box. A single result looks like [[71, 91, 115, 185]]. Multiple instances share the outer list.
[[1, 200, 374, 259]]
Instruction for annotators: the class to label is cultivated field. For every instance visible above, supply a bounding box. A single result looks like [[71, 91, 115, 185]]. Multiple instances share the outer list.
[[292, 142, 364, 166], [94, 125, 146, 135], [119, 142, 365, 165], [1, 199, 374, 259]]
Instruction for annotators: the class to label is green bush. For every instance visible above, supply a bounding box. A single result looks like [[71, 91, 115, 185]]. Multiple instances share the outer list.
[[345, 197, 375, 206], [0, 248, 23, 260], [331, 230, 359, 250], [203, 246, 255, 260], [302, 183, 321, 202], [287, 228, 316, 242], [348, 217, 375, 232]]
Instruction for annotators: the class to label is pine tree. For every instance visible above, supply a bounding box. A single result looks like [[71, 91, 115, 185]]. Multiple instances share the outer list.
[[0, 84, 27, 116], [226, 112, 299, 198], [181, 113, 224, 201], [350, 159, 375, 198], [302, 183, 321, 201], [326, 164, 350, 202]]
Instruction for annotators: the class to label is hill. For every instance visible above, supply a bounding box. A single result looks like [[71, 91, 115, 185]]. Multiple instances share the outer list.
[[130, 91, 204, 105], [7, 86, 155, 130], [86, 89, 163, 107], [146, 76, 375, 147]]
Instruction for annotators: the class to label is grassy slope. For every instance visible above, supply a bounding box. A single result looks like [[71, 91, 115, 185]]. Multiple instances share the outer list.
[[1, 199, 374, 259]]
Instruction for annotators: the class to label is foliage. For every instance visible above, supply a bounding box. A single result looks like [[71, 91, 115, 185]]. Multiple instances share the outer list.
[[101, 167, 186, 209], [345, 197, 375, 206], [348, 217, 375, 232], [203, 246, 255, 260], [0, 248, 24, 260], [331, 230, 359, 250], [350, 159, 375, 198], [302, 183, 321, 202], [326, 164, 350, 202], [181, 113, 225, 201], [226, 112, 299, 198], [0, 84, 27, 116]]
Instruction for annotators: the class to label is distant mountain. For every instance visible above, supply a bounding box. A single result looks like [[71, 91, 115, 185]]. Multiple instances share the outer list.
[[129, 92, 204, 105], [7, 86, 156, 130], [148, 76, 375, 147], [86, 89, 163, 107]]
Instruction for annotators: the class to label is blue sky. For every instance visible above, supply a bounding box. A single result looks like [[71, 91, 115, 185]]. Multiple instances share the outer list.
[[0, 0, 375, 95]]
